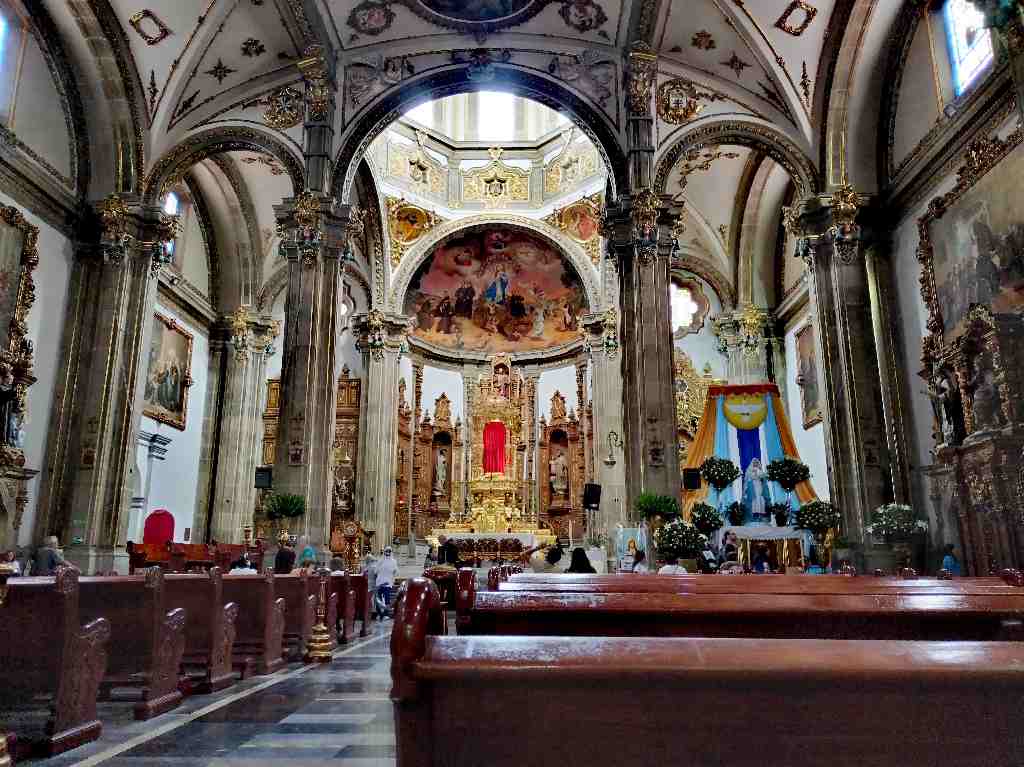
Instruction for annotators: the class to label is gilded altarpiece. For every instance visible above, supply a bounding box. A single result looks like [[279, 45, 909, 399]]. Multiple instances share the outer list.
[[412, 393, 464, 538], [917, 129, 1024, 574], [393, 379, 413, 538], [538, 391, 585, 539], [675, 352, 717, 469]]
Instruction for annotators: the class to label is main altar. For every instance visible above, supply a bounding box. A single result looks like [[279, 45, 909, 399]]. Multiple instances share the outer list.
[[431, 355, 554, 548]]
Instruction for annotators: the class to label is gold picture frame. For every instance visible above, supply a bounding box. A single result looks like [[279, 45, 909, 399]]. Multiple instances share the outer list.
[[142, 313, 194, 431], [795, 323, 822, 429]]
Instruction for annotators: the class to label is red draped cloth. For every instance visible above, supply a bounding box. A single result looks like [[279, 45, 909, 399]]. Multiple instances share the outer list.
[[143, 509, 175, 544], [483, 421, 506, 474]]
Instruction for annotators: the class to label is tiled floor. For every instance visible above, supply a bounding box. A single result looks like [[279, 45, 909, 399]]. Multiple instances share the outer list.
[[27, 629, 396, 767]]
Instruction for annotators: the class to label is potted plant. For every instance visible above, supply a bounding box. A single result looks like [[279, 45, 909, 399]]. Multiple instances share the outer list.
[[725, 501, 746, 526], [689, 503, 724, 536], [700, 457, 740, 492], [264, 493, 306, 539], [795, 500, 840, 538], [635, 493, 680, 521], [767, 457, 811, 509], [654, 518, 707, 572], [767, 502, 791, 527], [866, 503, 927, 570]]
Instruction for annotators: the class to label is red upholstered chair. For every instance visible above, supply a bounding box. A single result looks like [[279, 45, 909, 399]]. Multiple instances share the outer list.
[[143, 509, 175, 545]]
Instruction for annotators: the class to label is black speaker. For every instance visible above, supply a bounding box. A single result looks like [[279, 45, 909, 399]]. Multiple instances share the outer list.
[[255, 467, 273, 489], [682, 469, 702, 490], [582, 483, 601, 509]]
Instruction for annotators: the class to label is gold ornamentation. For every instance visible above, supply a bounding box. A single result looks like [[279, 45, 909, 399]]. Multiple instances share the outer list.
[[386, 198, 439, 267], [544, 193, 603, 264], [631, 188, 661, 244], [543, 129, 602, 196], [800, 61, 812, 106], [298, 45, 331, 122], [675, 351, 716, 436], [462, 147, 530, 207], [129, 10, 171, 45], [775, 1, 818, 36], [722, 52, 751, 78], [830, 185, 861, 227], [672, 147, 741, 191], [692, 30, 716, 50], [98, 195, 130, 263], [385, 134, 447, 197], [657, 78, 726, 124], [263, 86, 304, 130], [227, 306, 252, 361], [626, 41, 658, 116]]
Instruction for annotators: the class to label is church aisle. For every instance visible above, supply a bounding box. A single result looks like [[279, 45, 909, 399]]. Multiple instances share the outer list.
[[30, 633, 395, 767]]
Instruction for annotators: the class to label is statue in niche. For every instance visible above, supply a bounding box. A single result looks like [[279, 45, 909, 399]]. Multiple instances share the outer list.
[[0, 366, 20, 447], [493, 364, 510, 399], [968, 353, 1003, 434], [550, 449, 569, 499], [925, 364, 965, 447], [434, 449, 448, 494], [550, 391, 567, 422]]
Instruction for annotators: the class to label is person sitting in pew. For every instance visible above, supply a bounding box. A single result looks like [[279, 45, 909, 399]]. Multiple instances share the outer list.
[[631, 550, 649, 574], [291, 559, 317, 576], [941, 544, 962, 576], [528, 544, 563, 573], [330, 557, 346, 575], [436, 535, 461, 568], [752, 544, 773, 574], [719, 530, 739, 567], [274, 536, 296, 574], [2, 549, 20, 576], [33, 536, 78, 576], [230, 556, 257, 574], [658, 554, 688, 575], [567, 547, 597, 574]]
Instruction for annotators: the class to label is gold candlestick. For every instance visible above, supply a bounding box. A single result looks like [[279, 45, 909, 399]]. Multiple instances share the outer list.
[[305, 570, 334, 663]]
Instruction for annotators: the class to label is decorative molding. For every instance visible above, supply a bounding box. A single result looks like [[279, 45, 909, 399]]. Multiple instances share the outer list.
[[656, 78, 727, 124], [128, 9, 171, 45], [775, 1, 819, 37], [386, 197, 441, 268]]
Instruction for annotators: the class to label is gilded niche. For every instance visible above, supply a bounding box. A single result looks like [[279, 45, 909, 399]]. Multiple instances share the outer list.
[[462, 148, 530, 207]]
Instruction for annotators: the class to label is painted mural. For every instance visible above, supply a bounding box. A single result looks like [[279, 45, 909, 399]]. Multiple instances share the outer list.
[[930, 142, 1024, 342], [404, 226, 587, 354], [418, 0, 533, 21]]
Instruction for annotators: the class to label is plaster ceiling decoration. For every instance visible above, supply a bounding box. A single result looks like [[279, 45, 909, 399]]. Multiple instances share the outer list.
[[225, 149, 293, 263], [327, 0, 630, 49]]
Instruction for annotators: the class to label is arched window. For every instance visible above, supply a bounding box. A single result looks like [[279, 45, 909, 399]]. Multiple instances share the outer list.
[[160, 189, 192, 270], [944, 0, 994, 97], [162, 192, 180, 259]]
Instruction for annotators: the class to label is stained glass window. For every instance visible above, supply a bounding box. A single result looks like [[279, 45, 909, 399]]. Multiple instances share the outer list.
[[945, 0, 994, 96]]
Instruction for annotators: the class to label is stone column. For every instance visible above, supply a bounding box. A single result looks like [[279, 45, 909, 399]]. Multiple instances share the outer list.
[[584, 312, 627, 538], [34, 196, 176, 572], [352, 311, 411, 549], [133, 431, 171, 539], [973, 1, 1024, 124], [405, 361, 422, 549], [297, 46, 336, 193], [794, 188, 899, 541], [524, 373, 540, 523], [273, 197, 359, 547], [207, 308, 279, 544], [575, 360, 590, 484]]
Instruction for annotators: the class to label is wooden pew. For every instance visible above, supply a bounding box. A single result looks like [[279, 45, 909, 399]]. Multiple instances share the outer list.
[[349, 572, 372, 636], [169, 543, 215, 573], [163, 569, 238, 693], [222, 570, 285, 675], [126, 541, 171, 574], [392, 581, 1024, 767], [330, 572, 357, 644], [273, 574, 316, 661], [212, 542, 265, 573], [0, 569, 110, 757], [77, 570, 187, 720], [455, 571, 1024, 640], [498, 572, 1024, 595]]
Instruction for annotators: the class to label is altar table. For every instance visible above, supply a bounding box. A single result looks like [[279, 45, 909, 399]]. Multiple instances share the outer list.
[[714, 525, 812, 568]]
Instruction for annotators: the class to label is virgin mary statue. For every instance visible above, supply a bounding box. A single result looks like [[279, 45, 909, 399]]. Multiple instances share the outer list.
[[743, 458, 770, 523]]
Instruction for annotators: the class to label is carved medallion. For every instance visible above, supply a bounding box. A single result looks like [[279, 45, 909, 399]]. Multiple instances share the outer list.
[[129, 10, 171, 45], [657, 78, 726, 124], [263, 86, 304, 130], [775, 1, 819, 37]]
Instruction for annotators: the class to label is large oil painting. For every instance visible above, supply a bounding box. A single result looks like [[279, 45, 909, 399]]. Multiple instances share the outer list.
[[143, 314, 193, 431], [795, 324, 821, 429], [928, 141, 1024, 343], [404, 226, 587, 354]]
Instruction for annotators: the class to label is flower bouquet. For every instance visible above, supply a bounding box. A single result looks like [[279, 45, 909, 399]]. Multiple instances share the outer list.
[[795, 500, 840, 535], [766, 457, 811, 491], [866, 504, 927, 541], [767, 501, 791, 527], [725, 501, 746, 526], [689, 503, 724, 536], [654, 519, 707, 560], [700, 456, 740, 491]]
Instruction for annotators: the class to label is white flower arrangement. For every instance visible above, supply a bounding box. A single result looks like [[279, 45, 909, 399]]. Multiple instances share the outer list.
[[868, 503, 927, 540]]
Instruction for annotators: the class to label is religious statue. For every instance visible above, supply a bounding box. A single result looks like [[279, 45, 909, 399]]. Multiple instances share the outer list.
[[549, 450, 568, 498], [743, 458, 768, 522], [493, 365, 510, 398], [550, 391, 567, 421], [434, 449, 448, 493], [925, 364, 965, 447], [0, 368, 20, 448], [968, 353, 1003, 434]]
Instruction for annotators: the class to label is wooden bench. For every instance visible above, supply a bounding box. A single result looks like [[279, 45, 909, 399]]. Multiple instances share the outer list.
[[455, 571, 1024, 640], [212, 542, 265, 573], [349, 572, 372, 636], [126, 541, 171, 574], [330, 573, 357, 644], [392, 580, 1024, 767], [222, 570, 285, 675], [273, 574, 316, 660], [169, 543, 215, 573], [163, 569, 238, 693], [77, 570, 186, 720], [0, 569, 110, 757]]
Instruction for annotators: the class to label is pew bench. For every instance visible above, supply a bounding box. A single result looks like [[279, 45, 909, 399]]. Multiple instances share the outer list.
[[274, 574, 316, 661], [0, 570, 110, 757], [164, 569, 238, 693], [126, 541, 171, 574], [455, 572, 1024, 640], [393, 579, 1024, 767], [330, 573, 357, 644], [349, 572, 372, 636], [222, 571, 285, 676], [78, 570, 187, 720], [212, 542, 265, 573]]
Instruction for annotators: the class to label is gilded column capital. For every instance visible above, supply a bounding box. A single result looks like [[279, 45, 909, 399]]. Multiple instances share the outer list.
[[96, 194, 179, 270], [297, 44, 335, 123], [625, 41, 658, 117], [603, 192, 683, 265], [352, 310, 413, 360], [582, 309, 619, 358], [275, 193, 363, 266], [223, 306, 280, 361]]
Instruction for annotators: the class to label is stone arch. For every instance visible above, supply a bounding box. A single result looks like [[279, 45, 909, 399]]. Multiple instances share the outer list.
[[388, 214, 602, 318], [142, 126, 304, 206], [654, 119, 820, 200], [331, 67, 628, 206]]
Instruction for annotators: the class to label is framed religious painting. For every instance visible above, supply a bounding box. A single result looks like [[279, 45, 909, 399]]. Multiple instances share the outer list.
[[142, 314, 194, 431], [795, 324, 822, 429], [917, 131, 1024, 347]]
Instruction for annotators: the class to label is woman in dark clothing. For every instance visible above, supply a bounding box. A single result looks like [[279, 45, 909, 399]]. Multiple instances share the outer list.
[[566, 547, 596, 574]]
